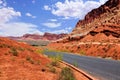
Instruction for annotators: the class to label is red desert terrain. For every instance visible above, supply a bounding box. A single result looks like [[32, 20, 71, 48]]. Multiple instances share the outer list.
[[0, 37, 91, 80], [0, 37, 59, 80], [47, 0, 120, 60]]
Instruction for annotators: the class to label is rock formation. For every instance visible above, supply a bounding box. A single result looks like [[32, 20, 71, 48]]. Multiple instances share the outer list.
[[47, 0, 120, 60], [8, 33, 67, 41]]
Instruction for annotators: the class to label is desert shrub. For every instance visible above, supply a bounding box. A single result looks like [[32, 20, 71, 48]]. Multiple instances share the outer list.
[[73, 61, 78, 67], [26, 56, 34, 64], [56, 54, 63, 61], [58, 67, 76, 80], [10, 48, 18, 56], [18, 47, 25, 51], [0, 44, 10, 48], [49, 67, 56, 73], [46, 60, 58, 73], [50, 61, 59, 67], [79, 50, 86, 55], [35, 49, 43, 54], [49, 54, 63, 67]]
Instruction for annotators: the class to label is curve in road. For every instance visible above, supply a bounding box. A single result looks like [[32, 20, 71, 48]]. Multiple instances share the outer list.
[[44, 51, 120, 80]]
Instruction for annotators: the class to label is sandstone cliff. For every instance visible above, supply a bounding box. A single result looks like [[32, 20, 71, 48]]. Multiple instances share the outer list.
[[71, 0, 120, 39], [47, 0, 120, 60]]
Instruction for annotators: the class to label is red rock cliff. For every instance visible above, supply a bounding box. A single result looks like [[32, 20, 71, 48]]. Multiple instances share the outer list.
[[71, 0, 120, 37]]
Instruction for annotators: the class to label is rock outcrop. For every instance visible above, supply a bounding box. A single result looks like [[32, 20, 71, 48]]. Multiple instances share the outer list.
[[71, 0, 120, 38], [47, 0, 120, 60]]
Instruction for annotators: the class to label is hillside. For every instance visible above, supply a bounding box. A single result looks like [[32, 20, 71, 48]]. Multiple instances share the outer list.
[[47, 0, 120, 60], [0, 37, 58, 80]]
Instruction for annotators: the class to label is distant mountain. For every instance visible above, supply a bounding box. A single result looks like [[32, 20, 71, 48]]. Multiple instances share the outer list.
[[8, 32, 67, 41], [43, 32, 67, 41]]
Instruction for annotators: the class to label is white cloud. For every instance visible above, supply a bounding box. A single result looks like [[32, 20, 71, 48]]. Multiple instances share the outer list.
[[44, 0, 108, 19], [0, 0, 6, 7], [0, 22, 43, 36], [50, 29, 69, 34], [0, 0, 3, 4], [44, 5, 51, 10], [0, 1, 42, 36], [0, 7, 21, 23], [48, 26, 73, 34], [42, 22, 61, 28], [49, 19, 57, 22], [65, 27, 72, 30], [26, 13, 31, 16], [100, 0, 108, 4], [26, 13, 36, 18]]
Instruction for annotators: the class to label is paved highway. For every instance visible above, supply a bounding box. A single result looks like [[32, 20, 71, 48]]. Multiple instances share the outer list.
[[44, 51, 120, 80]]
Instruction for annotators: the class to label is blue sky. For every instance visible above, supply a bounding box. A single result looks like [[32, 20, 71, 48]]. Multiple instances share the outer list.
[[0, 0, 108, 36]]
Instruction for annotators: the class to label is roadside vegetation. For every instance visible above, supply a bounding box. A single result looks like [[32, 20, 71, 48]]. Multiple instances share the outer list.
[[47, 53, 76, 80], [58, 67, 76, 80], [10, 47, 18, 56]]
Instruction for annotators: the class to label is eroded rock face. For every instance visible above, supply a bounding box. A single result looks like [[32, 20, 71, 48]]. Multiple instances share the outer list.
[[71, 0, 120, 37], [47, 0, 120, 60], [22, 34, 43, 39], [43, 33, 67, 41]]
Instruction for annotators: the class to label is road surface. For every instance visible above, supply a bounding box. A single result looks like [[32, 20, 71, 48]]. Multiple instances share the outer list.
[[44, 51, 120, 80]]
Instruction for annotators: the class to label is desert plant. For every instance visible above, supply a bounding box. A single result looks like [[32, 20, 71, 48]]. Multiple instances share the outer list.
[[46, 62, 57, 73], [50, 61, 59, 67], [10, 48, 18, 56], [18, 47, 25, 51], [56, 54, 63, 61], [35, 49, 43, 54], [26, 56, 34, 64], [79, 50, 86, 55], [49, 67, 56, 73], [73, 61, 78, 67], [58, 67, 76, 80]]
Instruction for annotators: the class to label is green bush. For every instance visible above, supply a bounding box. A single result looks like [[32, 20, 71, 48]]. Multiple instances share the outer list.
[[10, 48, 18, 56], [58, 67, 76, 80], [50, 61, 59, 67], [79, 50, 86, 55], [49, 67, 56, 73], [35, 49, 43, 54], [73, 62, 78, 67]]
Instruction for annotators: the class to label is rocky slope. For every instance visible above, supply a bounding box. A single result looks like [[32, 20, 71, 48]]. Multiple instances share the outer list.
[[0, 37, 59, 80], [47, 0, 120, 60], [0, 37, 91, 80]]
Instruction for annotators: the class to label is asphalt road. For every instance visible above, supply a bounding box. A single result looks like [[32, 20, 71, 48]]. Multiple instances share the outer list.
[[44, 51, 120, 80]]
